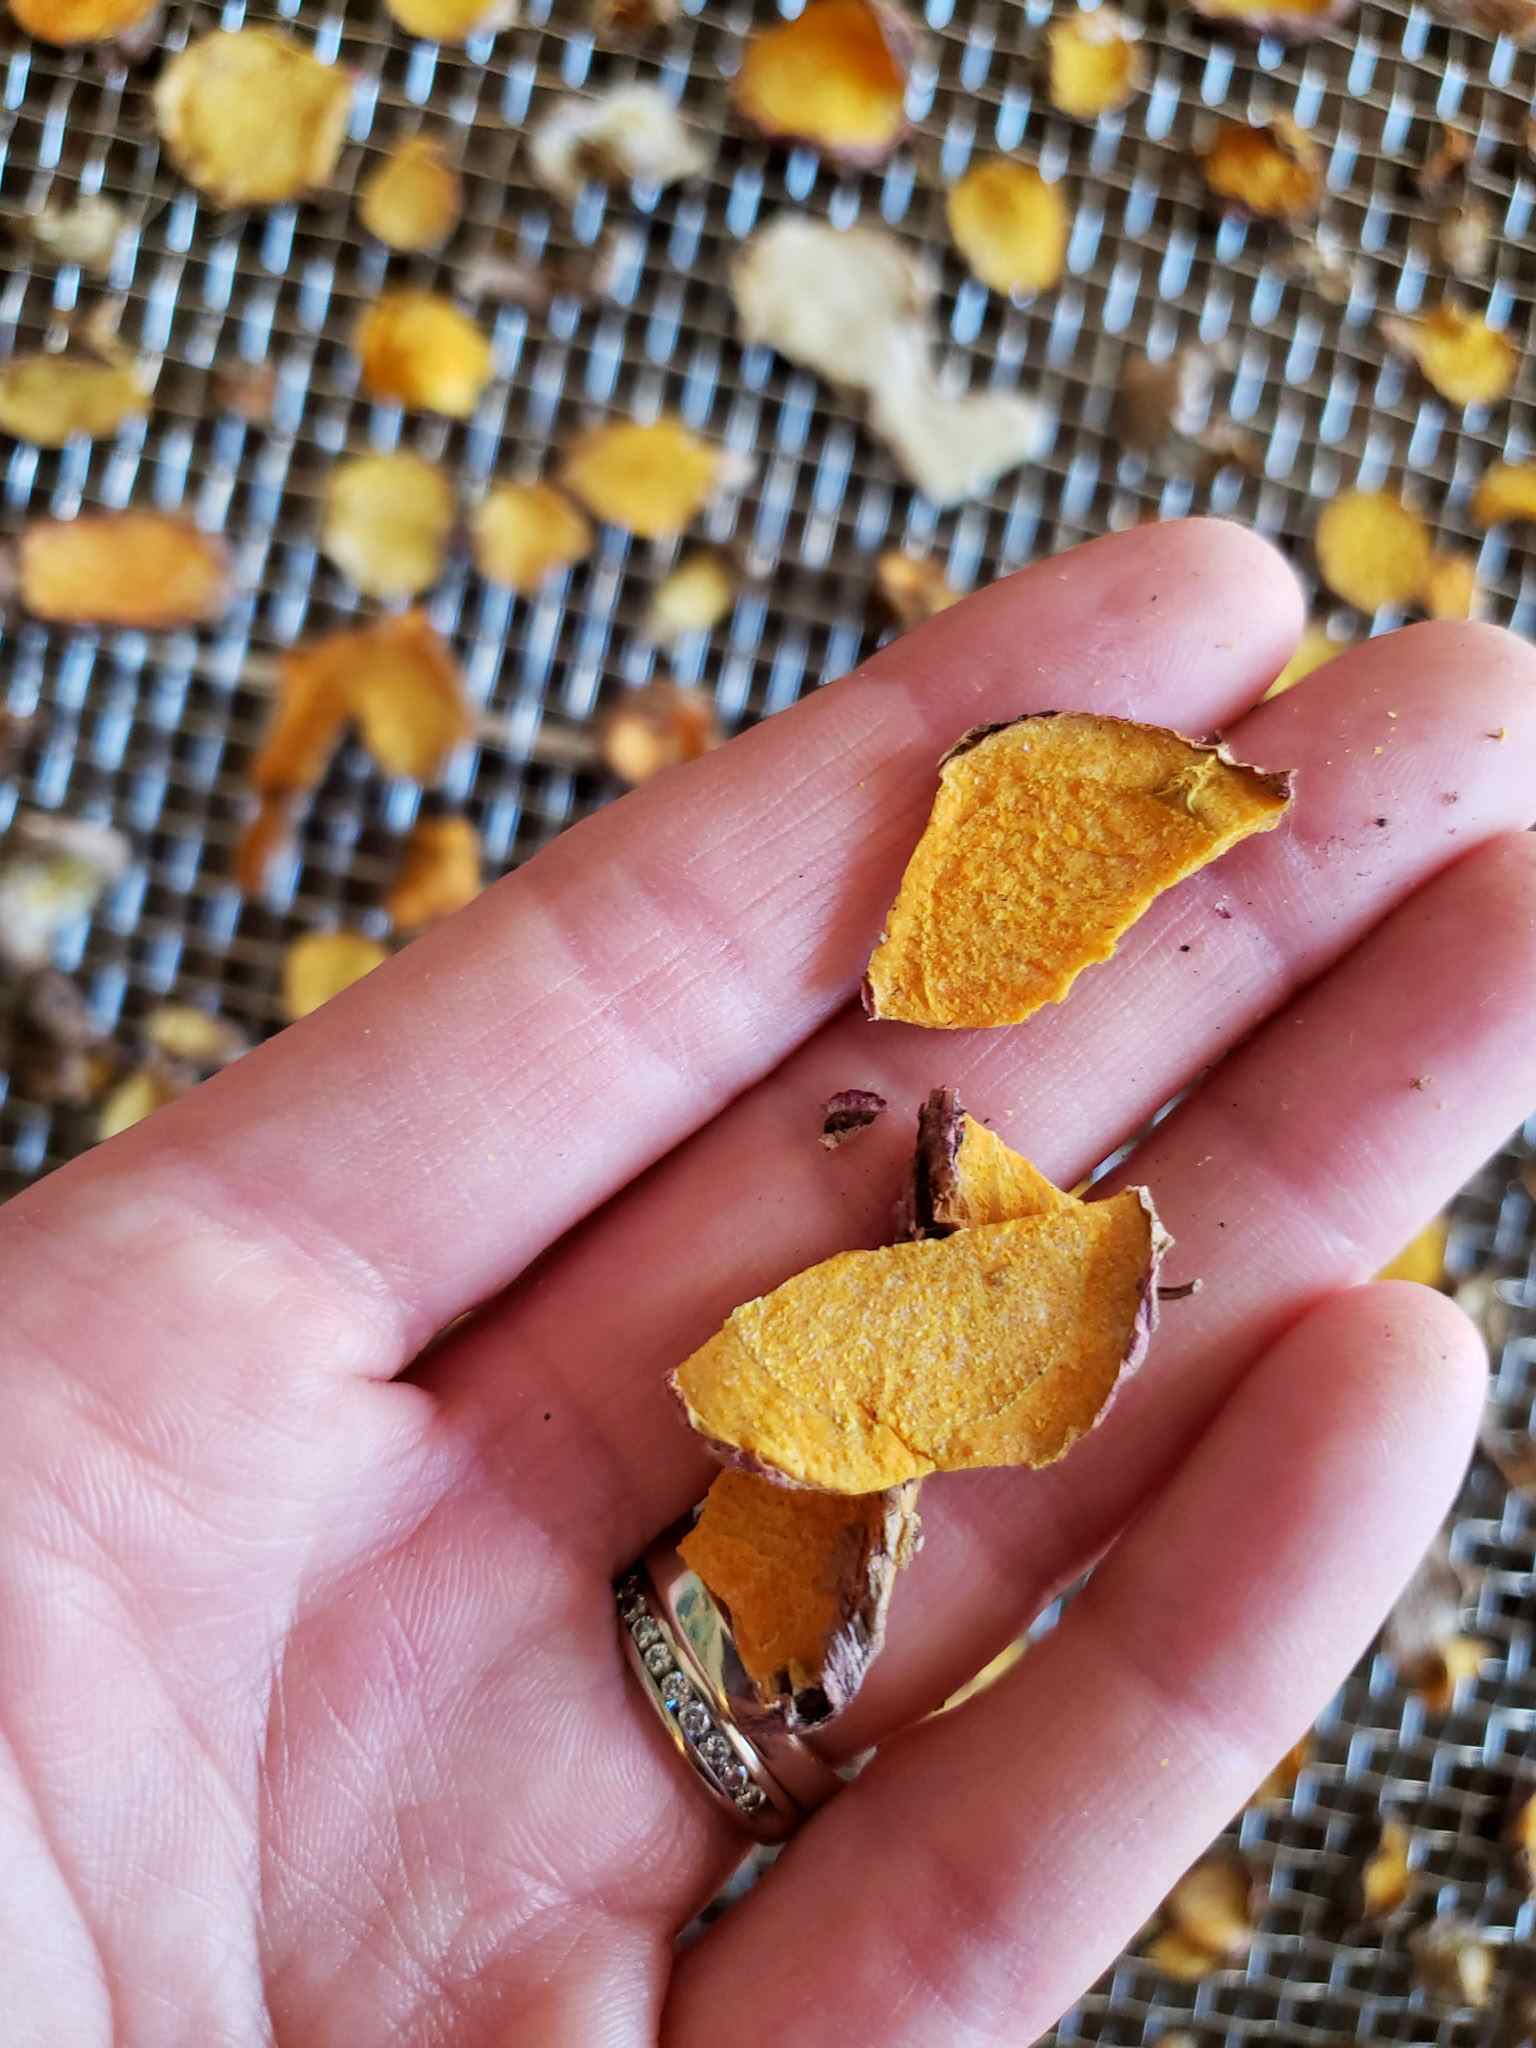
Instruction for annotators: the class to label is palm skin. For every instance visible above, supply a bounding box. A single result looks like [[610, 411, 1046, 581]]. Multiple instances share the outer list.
[[4, 521, 1535, 2048]]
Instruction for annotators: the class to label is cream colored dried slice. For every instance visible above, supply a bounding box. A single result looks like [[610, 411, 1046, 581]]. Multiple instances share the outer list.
[[154, 29, 351, 208], [355, 292, 494, 419], [18, 512, 231, 628], [0, 356, 148, 446], [673, 1189, 1165, 1493], [529, 83, 708, 202], [321, 451, 456, 599], [1380, 302, 1517, 407], [8, 0, 156, 42], [384, 0, 517, 40], [471, 481, 593, 591], [358, 138, 463, 253], [645, 550, 737, 639], [282, 931, 390, 1022], [1046, 8, 1144, 118], [863, 713, 1292, 1030], [946, 160, 1070, 295], [560, 417, 723, 538], [1315, 489, 1433, 611], [678, 1472, 921, 1726], [386, 815, 482, 927], [733, 0, 919, 167]]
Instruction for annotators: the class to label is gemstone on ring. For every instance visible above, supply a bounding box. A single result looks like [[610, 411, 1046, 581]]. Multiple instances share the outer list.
[[643, 1641, 673, 1677], [679, 1700, 712, 1740], [736, 1785, 768, 1815], [631, 1617, 661, 1650], [660, 1670, 691, 1708], [719, 1760, 749, 1795], [617, 1581, 646, 1618], [699, 1733, 733, 1771]]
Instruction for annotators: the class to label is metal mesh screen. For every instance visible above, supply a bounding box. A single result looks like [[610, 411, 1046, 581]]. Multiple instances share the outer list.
[[2, 0, 1534, 2036]]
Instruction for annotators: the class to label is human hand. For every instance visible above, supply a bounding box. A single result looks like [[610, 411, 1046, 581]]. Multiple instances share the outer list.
[[5, 520, 1534, 2048]]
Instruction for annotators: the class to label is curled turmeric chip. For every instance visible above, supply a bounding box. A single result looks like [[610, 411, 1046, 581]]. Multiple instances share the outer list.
[[672, 1186, 1166, 1493], [0, 356, 149, 447], [358, 137, 463, 253], [154, 30, 352, 208], [384, 0, 517, 40], [322, 451, 456, 600], [386, 815, 482, 927], [1046, 9, 1145, 119], [678, 1470, 921, 1726], [18, 512, 231, 629], [560, 417, 725, 539], [1472, 461, 1536, 528], [251, 642, 353, 801], [863, 714, 1292, 1030], [1201, 117, 1322, 221], [1264, 624, 1352, 699], [282, 931, 390, 1022], [1145, 1848, 1262, 1980], [1336, 1814, 1419, 1927], [471, 481, 593, 591], [946, 160, 1070, 296], [1315, 489, 1433, 612], [903, 1086, 1072, 1238], [355, 292, 494, 419], [733, 0, 919, 167], [8, 0, 156, 41], [1380, 302, 1517, 408], [1187, 0, 1354, 33]]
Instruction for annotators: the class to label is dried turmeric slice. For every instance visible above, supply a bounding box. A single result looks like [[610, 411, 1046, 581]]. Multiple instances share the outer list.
[[947, 160, 1070, 295], [1422, 552, 1479, 621], [472, 481, 593, 591], [672, 1185, 1166, 1492], [386, 815, 482, 927], [1380, 303, 1517, 408], [282, 931, 390, 1022], [902, 1086, 1072, 1238], [358, 137, 463, 253], [678, 1472, 921, 1726], [1046, 9, 1145, 119], [1201, 117, 1322, 221], [0, 357, 148, 447], [321, 451, 456, 599], [1315, 489, 1433, 611], [1472, 461, 1536, 527], [355, 292, 494, 419], [154, 29, 352, 208], [733, 0, 919, 167], [344, 612, 473, 781], [863, 714, 1292, 1030], [8, 0, 157, 42], [560, 417, 723, 538], [18, 512, 231, 628]]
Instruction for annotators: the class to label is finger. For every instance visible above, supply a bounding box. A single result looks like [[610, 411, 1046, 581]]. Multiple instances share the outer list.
[[662, 1282, 1485, 2048], [821, 827, 1536, 1754], [421, 622, 1536, 1556], [5, 521, 1299, 1409]]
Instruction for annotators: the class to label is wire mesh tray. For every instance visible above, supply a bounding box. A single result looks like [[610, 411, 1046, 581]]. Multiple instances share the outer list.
[[2, 0, 1534, 2037]]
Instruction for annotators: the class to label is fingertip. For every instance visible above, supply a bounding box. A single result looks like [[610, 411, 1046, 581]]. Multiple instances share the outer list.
[[1292, 1278, 1487, 1466]]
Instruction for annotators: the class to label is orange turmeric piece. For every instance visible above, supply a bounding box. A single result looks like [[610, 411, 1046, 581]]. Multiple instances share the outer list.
[[863, 714, 1292, 1030], [679, 1472, 921, 1726], [18, 511, 231, 629], [672, 1182, 1165, 1493], [732, 0, 919, 167]]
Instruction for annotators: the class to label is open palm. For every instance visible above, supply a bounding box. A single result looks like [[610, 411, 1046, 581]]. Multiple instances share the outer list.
[[6, 520, 1534, 2048]]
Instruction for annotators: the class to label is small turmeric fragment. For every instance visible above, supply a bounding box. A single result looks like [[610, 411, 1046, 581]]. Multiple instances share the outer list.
[[875, 551, 963, 631], [1377, 1215, 1449, 1288], [672, 1184, 1166, 1492], [1146, 1848, 1261, 1980], [1186, 0, 1352, 33], [384, 0, 517, 39], [282, 930, 390, 1021], [560, 417, 724, 539], [0, 357, 149, 447], [1250, 1734, 1310, 1806], [599, 681, 721, 786], [819, 1088, 888, 1150], [154, 29, 351, 208], [1380, 302, 1517, 408], [1421, 552, 1480, 621], [8, 0, 157, 43], [1201, 117, 1323, 222], [385, 815, 482, 927], [1335, 1814, 1418, 1927], [1472, 461, 1536, 528], [1046, 8, 1145, 119], [678, 1471, 921, 1726], [356, 291, 494, 419], [358, 137, 464, 253], [472, 482, 593, 592], [863, 714, 1291, 1030], [947, 160, 1070, 296], [321, 451, 456, 599], [1264, 625, 1352, 699], [733, 0, 918, 167]]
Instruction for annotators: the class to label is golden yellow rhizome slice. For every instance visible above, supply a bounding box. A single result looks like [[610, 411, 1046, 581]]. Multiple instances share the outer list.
[[864, 712, 1291, 1028], [672, 1187, 1165, 1493]]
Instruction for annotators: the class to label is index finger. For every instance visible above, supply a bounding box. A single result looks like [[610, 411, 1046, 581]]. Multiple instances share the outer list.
[[8, 520, 1300, 1401]]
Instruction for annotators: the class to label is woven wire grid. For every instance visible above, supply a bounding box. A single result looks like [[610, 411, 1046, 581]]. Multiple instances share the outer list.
[[2, 0, 1535, 2035]]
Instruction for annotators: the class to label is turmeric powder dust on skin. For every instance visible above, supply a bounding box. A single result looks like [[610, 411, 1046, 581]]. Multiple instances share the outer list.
[[863, 712, 1292, 1030]]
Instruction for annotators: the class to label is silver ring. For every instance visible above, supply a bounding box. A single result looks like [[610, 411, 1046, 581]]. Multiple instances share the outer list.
[[616, 1520, 846, 1844]]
